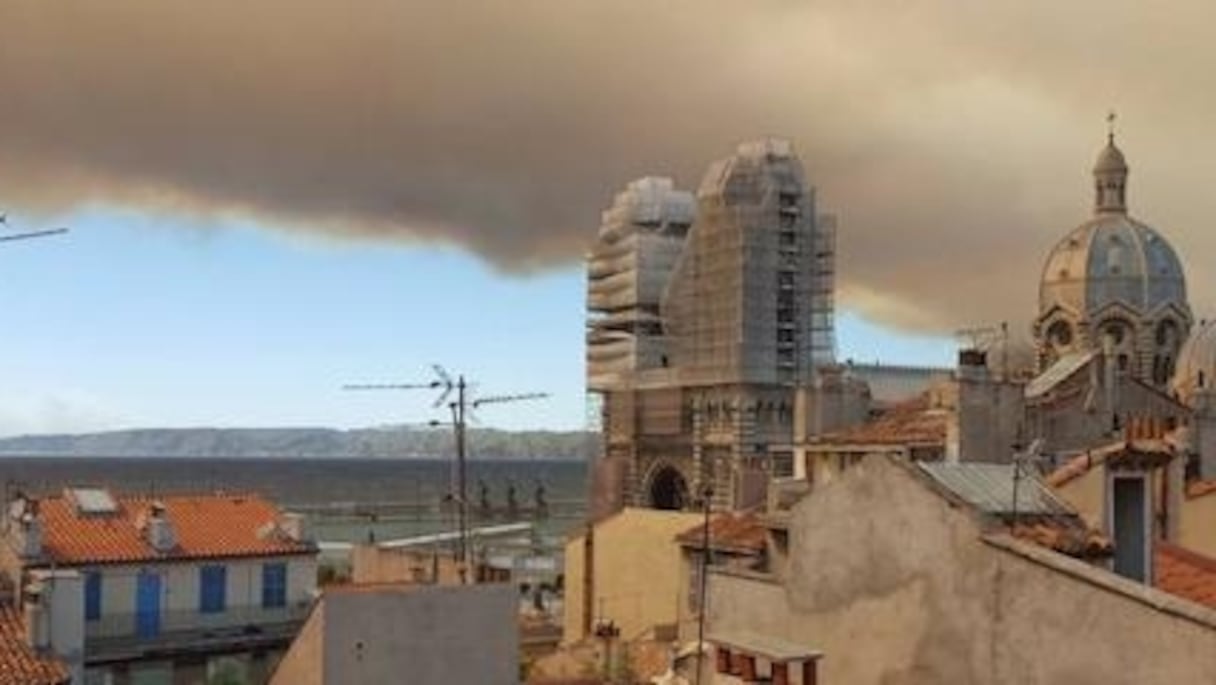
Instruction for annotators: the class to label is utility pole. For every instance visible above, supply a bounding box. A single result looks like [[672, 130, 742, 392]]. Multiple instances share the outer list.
[[345, 365, 547, 583], [695, 483, 714, 685]]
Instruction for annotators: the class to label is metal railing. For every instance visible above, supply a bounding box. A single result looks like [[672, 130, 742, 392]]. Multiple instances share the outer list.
[[85, 603, 310, 661]]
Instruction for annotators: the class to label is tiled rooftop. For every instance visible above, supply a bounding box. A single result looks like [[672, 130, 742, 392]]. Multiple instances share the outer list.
[[1155, 542, 1216, 611], [676, 512, 767, 554], [1047, 419, 1178, 489], [33, 491, 313, 566], [1010, 518, 1112, 560], [0, 605, 69, 685], [813, 394, 947, 447]]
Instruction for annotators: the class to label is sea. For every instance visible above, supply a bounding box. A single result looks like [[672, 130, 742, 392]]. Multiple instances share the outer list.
[[0, 457, 589, 544]]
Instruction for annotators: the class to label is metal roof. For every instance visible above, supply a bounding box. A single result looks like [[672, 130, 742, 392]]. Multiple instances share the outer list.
[[1025, 350, 1096, 399], [917, 462, 1075, 517]]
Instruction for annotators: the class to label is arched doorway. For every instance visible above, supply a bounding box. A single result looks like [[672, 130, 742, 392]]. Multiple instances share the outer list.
[[647, 465, 689, 511]]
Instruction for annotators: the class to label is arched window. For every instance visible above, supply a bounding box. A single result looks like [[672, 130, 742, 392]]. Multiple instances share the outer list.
[[1046, 320, 1073, 350], [1156, 319, 1179, 349]]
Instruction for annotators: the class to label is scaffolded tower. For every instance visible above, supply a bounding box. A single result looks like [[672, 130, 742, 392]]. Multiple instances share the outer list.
[[586, 177, 695, 390], [663, 138, 835, 384], [586, 140, 840, 514]]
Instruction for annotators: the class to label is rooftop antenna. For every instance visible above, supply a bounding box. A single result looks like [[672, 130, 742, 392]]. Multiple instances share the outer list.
[[0, 211, 69, 244], [344, 364, 547, 583], [1010, 438, 1045, 532]]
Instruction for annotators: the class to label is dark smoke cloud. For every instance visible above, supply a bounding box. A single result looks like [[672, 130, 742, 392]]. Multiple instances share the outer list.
[[3, 1, 1215, 333]]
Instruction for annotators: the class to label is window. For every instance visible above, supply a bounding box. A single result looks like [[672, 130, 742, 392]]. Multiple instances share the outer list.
[[84, 571, 102, 622], [262, 563, 288, 609], [199, 565, 227, 614]]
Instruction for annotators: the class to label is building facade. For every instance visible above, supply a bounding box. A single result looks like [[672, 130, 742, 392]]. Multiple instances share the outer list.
[[1, 489, 318, 685], [705, 456, 1216, 685]]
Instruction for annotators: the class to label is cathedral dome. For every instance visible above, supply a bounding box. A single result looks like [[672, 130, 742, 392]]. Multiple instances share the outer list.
[[1171, 320, 1216, 407], [1039, 214, 1187, 318], [1034, 132, 1191, 385]]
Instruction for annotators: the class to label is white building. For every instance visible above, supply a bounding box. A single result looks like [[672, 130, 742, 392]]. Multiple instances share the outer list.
[[1, 488, 318, 685]]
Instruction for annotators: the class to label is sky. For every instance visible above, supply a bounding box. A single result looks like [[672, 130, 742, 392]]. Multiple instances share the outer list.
[[2, 1, 1213, 434], [0, 207, 953, 435]]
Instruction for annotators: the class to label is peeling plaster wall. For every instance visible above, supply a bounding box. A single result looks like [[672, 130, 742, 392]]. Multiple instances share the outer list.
[[708, 457, 1216, 684]]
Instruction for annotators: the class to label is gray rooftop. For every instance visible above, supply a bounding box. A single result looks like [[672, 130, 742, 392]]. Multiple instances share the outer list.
[[1025, 350, 1096, 399], [917, 462, 1075, 517]]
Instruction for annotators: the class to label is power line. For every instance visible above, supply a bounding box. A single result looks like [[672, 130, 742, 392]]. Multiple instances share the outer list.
[[0, 212, 69, 244], [343, 364, 547, 583]]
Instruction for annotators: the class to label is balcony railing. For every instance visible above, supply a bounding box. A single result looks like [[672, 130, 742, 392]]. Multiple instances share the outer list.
[[85, 603, 311, 663]]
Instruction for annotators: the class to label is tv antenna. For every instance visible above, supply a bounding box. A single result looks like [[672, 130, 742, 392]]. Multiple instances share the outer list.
[[1009, 438, 1046, 531], [344, 364, 548, 583], [0, 212, 69, 244]]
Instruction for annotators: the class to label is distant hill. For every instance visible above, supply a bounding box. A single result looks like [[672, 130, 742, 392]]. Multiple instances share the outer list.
[[0, 426, 596, 460]]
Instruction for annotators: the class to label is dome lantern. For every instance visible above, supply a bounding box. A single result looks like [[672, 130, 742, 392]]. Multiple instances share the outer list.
[[1093, 130, 1129, 215]]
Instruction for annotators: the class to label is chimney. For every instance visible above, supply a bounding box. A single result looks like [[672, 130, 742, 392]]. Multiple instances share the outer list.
[[957, 348, 988, 380], [23, 581, 49, 650], [143, 502, 176, 552], [8, 495, 43, 560], [277, 512, 310, 542], [24, 570, 85, 683]]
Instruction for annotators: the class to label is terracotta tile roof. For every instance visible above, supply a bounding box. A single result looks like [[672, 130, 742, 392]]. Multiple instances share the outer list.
[[813, 393, 946, 447], [1155, 542, 1216, 610], [33, 492, 313, 566], [0, 605, 69, 685], [1046, 435, 1175, 488], [1010, 517, 1112, 560], [1187, 479, 1216, 500], [676, 512, 766, 554]]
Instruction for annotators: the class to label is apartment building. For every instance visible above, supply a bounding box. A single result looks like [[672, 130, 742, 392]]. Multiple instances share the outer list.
[[1, 488, 318, 684]]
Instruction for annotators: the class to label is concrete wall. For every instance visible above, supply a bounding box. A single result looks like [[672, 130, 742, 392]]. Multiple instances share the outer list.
[[950, 370, 1024, 464], [562, 508, 702, 644], [323, 585, 517, 685], [707, 456, 1216, 685]]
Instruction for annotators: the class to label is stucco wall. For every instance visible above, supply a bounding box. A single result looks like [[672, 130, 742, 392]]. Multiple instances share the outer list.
[[562, 508, 702, 644], [707, 456, 1216, 685], [269, 603, 324, 685], [84, 555, 315, 637], [1179, 493, 1216, 557], [562, 531, 588, 644], [1053, 464, 1107, 531]]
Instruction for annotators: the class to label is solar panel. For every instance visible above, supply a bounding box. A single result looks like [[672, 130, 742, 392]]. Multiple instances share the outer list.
[[68, 488, 119, 514]]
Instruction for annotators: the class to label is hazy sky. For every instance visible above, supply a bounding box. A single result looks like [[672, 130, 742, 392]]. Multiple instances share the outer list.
[[1, 2, 1212, 433]]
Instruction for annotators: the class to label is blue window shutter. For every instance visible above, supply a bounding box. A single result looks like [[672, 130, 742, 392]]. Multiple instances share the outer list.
[[262, 563, 287, 608], [84, 572, 102, 621], [199, 565, 227, 614]]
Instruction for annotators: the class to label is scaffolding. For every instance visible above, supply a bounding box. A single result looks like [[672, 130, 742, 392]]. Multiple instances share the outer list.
[[586, 177, 694, 392], [661, 138, 836, 386]]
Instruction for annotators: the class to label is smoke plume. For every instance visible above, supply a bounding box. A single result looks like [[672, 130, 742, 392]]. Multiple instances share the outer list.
[[3, 1, 1216, 333]]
